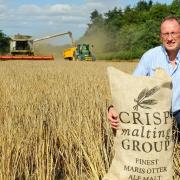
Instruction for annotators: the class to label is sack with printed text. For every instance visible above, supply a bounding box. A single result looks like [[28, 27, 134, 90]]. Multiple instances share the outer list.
[[103, 67, 174, 180]]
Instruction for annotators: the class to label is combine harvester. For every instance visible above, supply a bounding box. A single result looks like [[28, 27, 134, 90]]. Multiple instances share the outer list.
[[0, 32, 73, 61]]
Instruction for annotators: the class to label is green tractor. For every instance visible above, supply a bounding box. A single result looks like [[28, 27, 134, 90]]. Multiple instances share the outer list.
[[75, 44, 95, 61]]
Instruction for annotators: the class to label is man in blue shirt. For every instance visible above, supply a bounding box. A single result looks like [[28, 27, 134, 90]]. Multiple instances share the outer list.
[[108, 16, 180, 141]]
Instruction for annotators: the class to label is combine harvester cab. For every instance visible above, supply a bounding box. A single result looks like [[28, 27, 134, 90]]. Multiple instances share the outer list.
[[10, 35, 34, 56]]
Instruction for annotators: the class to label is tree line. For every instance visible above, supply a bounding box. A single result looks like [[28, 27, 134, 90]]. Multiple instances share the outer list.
[[80, 0, 180, 60]]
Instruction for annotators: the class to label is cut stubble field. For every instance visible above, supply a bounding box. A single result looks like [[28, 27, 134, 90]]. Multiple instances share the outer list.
[[0, 60, 178, 179]]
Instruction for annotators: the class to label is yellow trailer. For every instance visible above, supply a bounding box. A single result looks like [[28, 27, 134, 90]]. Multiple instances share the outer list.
[[63, 47, 77, 61]]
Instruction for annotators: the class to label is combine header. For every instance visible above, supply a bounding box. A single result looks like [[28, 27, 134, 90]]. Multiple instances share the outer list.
[[0, 32, 73, 61], [0, 55, 54, 60]]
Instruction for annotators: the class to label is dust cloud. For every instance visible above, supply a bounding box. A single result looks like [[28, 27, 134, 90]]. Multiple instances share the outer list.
[[34, 29, 110, 59]]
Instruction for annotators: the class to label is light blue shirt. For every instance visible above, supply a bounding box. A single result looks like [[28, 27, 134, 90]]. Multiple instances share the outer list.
[[133, 45, 180, 113]]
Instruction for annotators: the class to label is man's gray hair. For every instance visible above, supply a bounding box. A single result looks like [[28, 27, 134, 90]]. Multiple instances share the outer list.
[[161, 15, 180, 26]]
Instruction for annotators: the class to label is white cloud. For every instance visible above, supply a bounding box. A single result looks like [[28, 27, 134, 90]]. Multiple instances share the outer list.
[[0, 2, 113, 27], [0, 4, 5, 9], [47, 4, 72, 14], [86, 0, 120, 10], [61, 15, 87, 23], [77, 24, 88, 28], [18, 4, 42, 15], [0, 5, 6, 14], [86, 0, 118, 2], [77, 0, 122, 16], [47, 21, 54, 25], [0, 1, 109, 40]]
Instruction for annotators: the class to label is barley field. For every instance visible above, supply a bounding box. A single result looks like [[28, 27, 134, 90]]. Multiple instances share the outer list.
[[0, 60, 179, 180]]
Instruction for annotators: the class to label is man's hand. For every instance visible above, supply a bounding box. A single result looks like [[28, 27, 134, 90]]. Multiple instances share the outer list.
[[107, 106, 120, 129]]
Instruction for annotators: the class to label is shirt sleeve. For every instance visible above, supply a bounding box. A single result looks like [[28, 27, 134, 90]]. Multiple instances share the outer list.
[[133, 53, 150, 76]]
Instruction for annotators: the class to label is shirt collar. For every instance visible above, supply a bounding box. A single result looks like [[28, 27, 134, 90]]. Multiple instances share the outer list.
[[177, 49, 180, 62], [161, 45, 180, 63]]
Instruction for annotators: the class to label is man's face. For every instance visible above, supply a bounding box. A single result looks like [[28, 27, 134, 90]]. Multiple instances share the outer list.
[[160, 20, 180, 52]]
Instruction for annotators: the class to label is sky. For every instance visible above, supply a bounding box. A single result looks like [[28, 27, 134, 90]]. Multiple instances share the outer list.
[[0, 0, 173, 45]]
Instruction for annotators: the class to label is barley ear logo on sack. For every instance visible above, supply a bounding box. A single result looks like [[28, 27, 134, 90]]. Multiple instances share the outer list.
[[133, 86, 160, 111]]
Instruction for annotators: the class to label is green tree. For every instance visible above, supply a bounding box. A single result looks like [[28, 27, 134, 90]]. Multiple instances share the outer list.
[[135, 0, 152, 11], [89, 9, 104, 27], [139, 20, 160, 49], [123, 6, 140, 24], [104, 7, 123, 32], [149, 3, 169, 21], [0, 30, 10, 54], [169, 0, 180, 16], [85, 9, 104, 36]]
